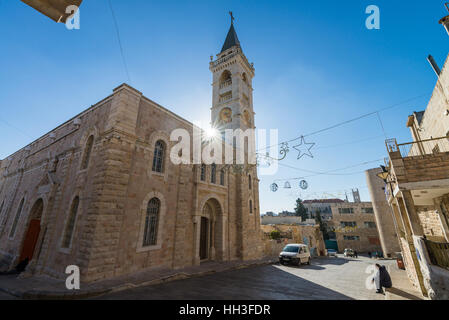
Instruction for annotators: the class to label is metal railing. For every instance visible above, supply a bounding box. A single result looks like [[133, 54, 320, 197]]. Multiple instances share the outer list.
[[424, 239, 449, 270], [386, 136, 449, 158]]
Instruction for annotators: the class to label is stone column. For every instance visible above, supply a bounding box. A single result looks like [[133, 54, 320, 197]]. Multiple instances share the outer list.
[[395, 197, 428, 297], [193, 215, 201, 266], [400, 190, 424, 237]]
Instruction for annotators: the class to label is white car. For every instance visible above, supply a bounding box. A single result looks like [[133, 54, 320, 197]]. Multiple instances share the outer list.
[[279, 244, 311, 266], [327, 249, 337, 257]]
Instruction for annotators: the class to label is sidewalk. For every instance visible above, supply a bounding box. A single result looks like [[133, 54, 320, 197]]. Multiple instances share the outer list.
[[0, 258, 276, 300], [385, 264, 426, 300]]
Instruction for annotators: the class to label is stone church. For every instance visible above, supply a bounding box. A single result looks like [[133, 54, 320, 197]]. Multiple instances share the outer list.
[[0, 21, 262, 282]]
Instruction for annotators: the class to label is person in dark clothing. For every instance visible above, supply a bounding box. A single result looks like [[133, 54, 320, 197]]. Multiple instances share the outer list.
[[15, 258, 29, 273], [354, 250, 358, 258], [368, 251, 372, 259], [372, 263, 392, 294]]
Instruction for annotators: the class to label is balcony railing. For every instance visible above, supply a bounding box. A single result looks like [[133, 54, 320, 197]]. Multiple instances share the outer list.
[[386, 136, 449, 158], [425, 239, 449, 270], [219, 79, 232, 89]]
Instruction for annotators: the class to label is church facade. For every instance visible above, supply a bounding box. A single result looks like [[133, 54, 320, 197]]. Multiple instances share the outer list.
[[0, 21, 262, 282]]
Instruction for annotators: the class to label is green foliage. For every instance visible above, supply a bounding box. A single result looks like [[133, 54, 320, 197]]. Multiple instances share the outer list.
[[294, 198, 308, 222], [270, 230, 281, 240]]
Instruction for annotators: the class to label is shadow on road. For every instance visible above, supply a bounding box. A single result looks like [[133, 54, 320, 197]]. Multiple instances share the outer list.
[[386, 287, 424, 300], [95, 265, 354, 300]]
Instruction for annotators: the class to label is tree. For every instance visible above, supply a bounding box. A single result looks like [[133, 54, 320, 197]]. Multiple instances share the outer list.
[[294, 198, 308, 222], [315, 209, 329, 240]]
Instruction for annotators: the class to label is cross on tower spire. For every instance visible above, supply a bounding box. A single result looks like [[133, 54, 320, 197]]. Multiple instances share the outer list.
[[229, 11, 234, 25]]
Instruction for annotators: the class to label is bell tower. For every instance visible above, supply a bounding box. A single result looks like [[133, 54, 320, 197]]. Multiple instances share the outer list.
[[210, 13, 256, 135]]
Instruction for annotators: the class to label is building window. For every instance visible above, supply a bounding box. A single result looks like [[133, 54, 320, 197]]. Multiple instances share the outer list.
[[220, 169, 225, 186], [62, 197, 80, 249], [343, 235, 360, 241], [364, 221, 377, 229], [152, 140, 165, 173], [200, 164, 206, 181], [81, 135, 94, 170], [9, 198, 25, 238], [338, 208, 354, 214], [248, 175, 252, 190], [143, 198, 160, 247], [211, 164, 216, 184], [340, 221, 357, 228], [361, 207, 374, 214], [249, 200, 253, 214]]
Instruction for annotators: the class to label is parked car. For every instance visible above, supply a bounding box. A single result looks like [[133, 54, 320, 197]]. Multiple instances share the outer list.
[[344, 248, 355, 257], [279, 244, 311, 266], [327, 249, 337, 257]]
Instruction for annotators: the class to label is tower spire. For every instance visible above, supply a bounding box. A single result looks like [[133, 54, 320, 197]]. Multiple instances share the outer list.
[[221, 12, 240, 53]]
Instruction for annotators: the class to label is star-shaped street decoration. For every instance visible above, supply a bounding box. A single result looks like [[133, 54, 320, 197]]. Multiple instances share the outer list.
[[293, 136, 315, 160]]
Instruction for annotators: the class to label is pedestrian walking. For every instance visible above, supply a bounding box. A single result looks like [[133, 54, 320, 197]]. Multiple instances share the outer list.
[[372, 263, 392, 294], [354, 250, 358, 258], [368, 251, 372, 259]]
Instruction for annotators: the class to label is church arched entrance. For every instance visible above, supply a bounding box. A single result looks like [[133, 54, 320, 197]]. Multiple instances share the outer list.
[[19, 199, 43, 263], [198, 198, 224, 262]]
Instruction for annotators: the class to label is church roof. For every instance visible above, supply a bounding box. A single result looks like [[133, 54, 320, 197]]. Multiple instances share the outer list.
[[221, 23, 241, 53]]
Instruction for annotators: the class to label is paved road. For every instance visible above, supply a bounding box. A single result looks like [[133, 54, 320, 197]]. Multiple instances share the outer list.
[[0, 291, 16, 300], [96, 255, 395, 300]]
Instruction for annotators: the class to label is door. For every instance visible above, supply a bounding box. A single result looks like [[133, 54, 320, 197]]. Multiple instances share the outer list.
[[19, 219, 41, 262], [199, 217, 209, 260]]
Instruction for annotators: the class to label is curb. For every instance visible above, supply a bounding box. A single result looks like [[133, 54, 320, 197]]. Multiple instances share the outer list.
[[5, 259, 276, 300]]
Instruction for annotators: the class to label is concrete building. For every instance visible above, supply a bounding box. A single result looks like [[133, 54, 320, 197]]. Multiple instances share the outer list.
[[0, 20, 262, 283], [365, 168, 401, 257], [303, 199, 344, 221], [329, 201, 382, 253], [384, 53, 449, 299]]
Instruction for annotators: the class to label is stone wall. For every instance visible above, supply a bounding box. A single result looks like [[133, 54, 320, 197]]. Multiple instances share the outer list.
[[365, 168, 401, 257], [417, 206, 446, 241], [260, 224, 325, 258]]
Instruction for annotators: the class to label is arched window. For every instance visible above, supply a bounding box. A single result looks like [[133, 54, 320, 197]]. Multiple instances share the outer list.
[[248, 175, 252, 190], [219, 70, 232, 89], [152, 140, 165, 173], [81, 135, 94, 170], [9, 198, 25, 238], [249, 200, 253, 214], [211, 164, 216, 184], [200, 164, 206, 181], [143, 198, 160, 246], [62, 197, 80, 249], [220, 169, 225, 186]]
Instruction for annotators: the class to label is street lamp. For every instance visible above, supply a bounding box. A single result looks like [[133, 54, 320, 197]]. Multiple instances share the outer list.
[[439, 3, 449, 36], [376, 165, 389, 183]]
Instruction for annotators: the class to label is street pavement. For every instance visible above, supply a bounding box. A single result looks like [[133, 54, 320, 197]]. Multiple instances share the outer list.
[[95, 255, 395, 300]]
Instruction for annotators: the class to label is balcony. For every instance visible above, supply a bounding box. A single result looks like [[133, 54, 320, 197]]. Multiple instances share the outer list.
[[385, 137, 449, 195]]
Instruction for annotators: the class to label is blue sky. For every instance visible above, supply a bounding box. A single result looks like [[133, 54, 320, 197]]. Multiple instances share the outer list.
[[0, 0, 448, 214]]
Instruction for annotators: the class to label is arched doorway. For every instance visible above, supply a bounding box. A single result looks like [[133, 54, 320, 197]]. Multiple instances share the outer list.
[[198, 198, 224, 262], [19, 199, 43, 263]]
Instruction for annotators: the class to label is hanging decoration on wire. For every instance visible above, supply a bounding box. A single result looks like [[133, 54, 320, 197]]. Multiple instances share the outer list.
[[293, 136, 315, 160], [270, 183, 279, 192], [284, 181, 291, 189], [299, 180, 309, 190]]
